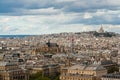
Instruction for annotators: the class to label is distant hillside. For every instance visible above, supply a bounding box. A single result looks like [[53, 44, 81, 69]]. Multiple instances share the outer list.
[[0, 35, 33, 38]]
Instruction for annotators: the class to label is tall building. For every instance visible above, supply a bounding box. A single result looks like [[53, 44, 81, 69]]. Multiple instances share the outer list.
[[0, 61, 29, 80]]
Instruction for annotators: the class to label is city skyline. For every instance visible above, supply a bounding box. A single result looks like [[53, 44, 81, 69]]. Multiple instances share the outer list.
[[0, 0, 120, 35]]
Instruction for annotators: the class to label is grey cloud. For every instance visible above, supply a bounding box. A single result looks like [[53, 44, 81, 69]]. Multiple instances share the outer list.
[[65, 13, 120, 25], [1, 0, 120, 15], [63, 0, 120, 13], [0, 0, 120, 28]]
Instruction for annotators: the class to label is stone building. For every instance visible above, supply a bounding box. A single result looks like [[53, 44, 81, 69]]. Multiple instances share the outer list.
[[101, 72, 120, 80], [0, 61, 29, 80], [60, 64, 107, 80]]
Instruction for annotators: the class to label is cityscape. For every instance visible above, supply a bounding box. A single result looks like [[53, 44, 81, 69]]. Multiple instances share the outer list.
[[0, 0, 120, 80], [0, 27, 119, 80]]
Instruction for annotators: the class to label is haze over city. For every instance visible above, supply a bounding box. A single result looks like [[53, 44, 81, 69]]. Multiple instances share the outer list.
[[0, 0, 120, 35]]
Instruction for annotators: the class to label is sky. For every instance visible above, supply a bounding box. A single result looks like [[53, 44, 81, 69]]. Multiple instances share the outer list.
[[0, 0, 120, 35]]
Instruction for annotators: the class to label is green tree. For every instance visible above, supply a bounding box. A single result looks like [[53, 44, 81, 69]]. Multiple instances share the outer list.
[[29, 72, 60, 80], [29, 72, 50, 80], [107, 66, 119, 73], [54, 76, 60, 80], [36, 76, 50, 80]]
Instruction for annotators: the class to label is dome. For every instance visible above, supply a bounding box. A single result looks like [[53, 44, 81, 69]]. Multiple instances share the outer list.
[[98, 25, 104, 33]]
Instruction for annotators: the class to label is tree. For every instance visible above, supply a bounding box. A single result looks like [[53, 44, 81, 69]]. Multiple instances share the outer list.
[[36, 76, 50, 80], [29, 72, 50, 80], [29, 71, 60, 80], [107, 66, 119, 73]]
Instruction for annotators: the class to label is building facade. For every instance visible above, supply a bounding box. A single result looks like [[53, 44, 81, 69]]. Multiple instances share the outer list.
[[0, 61, 29, 80], [101, 72, 120, 80], [60, 64, 107, 80]]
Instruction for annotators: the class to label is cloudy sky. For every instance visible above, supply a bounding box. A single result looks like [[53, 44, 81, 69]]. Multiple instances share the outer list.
[[0, 0, 120, 35]]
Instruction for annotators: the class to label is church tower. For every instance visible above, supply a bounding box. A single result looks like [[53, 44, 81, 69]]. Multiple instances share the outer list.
[[98, 25, 104, 33]]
